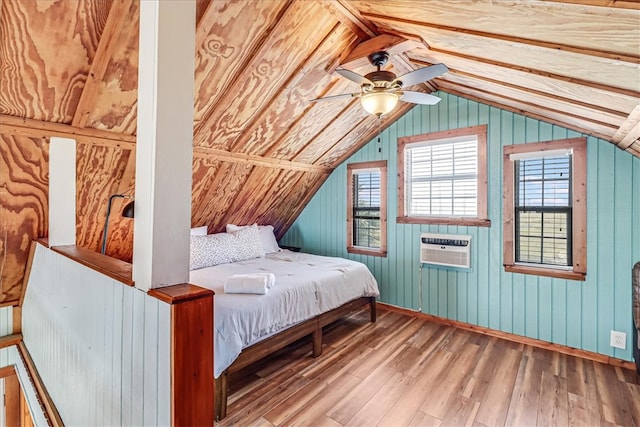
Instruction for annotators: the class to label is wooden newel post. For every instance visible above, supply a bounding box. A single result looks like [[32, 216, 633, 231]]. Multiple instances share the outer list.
[[149, 284, 214, 426]]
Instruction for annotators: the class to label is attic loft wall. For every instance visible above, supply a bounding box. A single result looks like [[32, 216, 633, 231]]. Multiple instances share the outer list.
[[281, 91, 640, 363]]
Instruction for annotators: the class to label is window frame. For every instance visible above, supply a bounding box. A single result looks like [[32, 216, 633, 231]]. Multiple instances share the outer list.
[[347, 161, 387, 257], [397, 125, 490, 226], [503, 137, 587, 281]]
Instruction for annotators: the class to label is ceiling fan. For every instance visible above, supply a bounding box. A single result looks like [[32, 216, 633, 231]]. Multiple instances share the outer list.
[[312, 51, 448, 117]]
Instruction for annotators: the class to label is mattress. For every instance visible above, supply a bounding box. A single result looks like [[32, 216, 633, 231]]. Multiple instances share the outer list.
[[189, 251, 380, 378]]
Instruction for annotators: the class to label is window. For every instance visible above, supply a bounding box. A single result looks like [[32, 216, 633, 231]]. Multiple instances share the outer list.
[[503, 138, 587, 280], [397, 125, 490, 226], [347, 161, 387, 256]]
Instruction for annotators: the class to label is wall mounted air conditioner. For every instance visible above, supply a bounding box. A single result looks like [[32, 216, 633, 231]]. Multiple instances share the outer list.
[[420, 233, 472, 268]]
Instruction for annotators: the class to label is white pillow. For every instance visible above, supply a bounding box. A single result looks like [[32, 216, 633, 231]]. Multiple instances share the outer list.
[[189, 233, 235, 270], [227, 224, 265, 261], [190, 226, 208, 236], [226, 224, 281, 254]]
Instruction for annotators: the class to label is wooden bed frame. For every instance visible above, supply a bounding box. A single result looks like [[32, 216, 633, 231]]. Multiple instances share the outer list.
[[214, 296, 377, 420]]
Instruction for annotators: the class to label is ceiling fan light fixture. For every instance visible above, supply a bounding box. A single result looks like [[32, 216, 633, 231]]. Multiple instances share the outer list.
[[360, 91, 399, 117]]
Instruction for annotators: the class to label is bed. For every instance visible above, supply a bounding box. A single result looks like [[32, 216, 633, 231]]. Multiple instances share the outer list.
[[189, 248, 380, 420]]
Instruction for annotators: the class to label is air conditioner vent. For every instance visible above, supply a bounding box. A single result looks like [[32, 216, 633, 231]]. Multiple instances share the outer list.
[[420, 233, 471, 268]]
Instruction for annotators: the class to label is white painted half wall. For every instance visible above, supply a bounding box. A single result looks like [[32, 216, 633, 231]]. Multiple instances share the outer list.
[[22, 244, 171, 426]]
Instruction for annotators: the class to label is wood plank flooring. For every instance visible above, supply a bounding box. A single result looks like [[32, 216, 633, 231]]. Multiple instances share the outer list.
[[217, 306, 640, 427]]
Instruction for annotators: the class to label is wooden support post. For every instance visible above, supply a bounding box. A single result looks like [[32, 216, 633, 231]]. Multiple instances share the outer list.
[[5, 371, 20, 427], [148, 284, 214, 426], [134, 0, 195, 291], [48, 137, 76, 246]]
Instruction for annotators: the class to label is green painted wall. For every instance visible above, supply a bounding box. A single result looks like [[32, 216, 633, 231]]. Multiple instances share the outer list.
[[281, 92, 640, 361]]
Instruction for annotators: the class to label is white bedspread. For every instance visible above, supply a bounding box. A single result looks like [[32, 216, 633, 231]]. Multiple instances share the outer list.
[[188, 251, 380, 378]]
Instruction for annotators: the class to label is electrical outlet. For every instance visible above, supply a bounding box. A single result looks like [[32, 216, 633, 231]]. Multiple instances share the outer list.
[[610, 330, 626, 350]]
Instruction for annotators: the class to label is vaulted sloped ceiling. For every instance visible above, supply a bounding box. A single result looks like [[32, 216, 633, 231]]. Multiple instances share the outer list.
[[0, 0, 638, 304]]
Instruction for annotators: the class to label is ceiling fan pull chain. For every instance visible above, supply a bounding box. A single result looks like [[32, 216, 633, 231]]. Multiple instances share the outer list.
[[377, 118, 382, 153]]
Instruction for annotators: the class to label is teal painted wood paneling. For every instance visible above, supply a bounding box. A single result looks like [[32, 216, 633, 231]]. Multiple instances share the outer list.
[[281, 92, 640, 361]]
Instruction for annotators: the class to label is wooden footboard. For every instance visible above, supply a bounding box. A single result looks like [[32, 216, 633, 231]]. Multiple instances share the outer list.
[[215, 296, 376, 421]]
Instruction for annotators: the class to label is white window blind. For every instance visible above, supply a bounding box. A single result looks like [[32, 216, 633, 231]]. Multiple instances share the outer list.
[[405, 136, 478, 217], [515, 155, 572, 266], [352, 169, 381, 248]]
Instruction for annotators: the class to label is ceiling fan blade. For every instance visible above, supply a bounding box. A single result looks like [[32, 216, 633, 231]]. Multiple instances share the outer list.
[[310, 92, 360, 102], [400, 91, 442, 105], [395, 63, 448, 87], [336, 68, 373, 86]]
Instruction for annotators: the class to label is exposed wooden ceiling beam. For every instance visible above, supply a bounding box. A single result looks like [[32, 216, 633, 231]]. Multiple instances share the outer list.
[[0, 114, 135, 148], [440, 71, 627, 128], [422, 46, 639, 98], [364, 13, 640, 64], [544, 0, 640, 9], [322, 0, 378, 40], [438, 81, 614, 141], [442, 79, 617, 131], [411, 57, 629, 118], [340, 34, 421, 70], [72, 0, 132, 128], [193, 146, 331, 174], [612, 103, 640, 149]]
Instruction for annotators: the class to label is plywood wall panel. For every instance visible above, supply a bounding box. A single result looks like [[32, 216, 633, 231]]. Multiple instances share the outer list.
[[230, 168, 301, 226], [195, 0, 210, 27], [75, 144, 134, 259], [190, 157, 222, 230], [218, 167, 283, 227], [318, 103, 415, 167], [193, 0, 290, 132], [0, 0, 109, 122], [190, 160, 253, 233], [270, 170, 326, 237], [233, 24, 358, 156], [194, 1, 338, 150], [267, 59, 386, 161], [293, 104, 368, 164], [0, 134, 48, 303], [84, 0, 140, 135]]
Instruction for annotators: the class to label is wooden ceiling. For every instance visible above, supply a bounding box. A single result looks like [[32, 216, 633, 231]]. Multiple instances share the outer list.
[[0, 0, 638, 303]]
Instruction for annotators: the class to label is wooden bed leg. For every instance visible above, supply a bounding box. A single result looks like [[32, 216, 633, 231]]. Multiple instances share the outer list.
[[369, 297, 377, 323], [214, 371, 228, 421], [312, 326, 322, 357]]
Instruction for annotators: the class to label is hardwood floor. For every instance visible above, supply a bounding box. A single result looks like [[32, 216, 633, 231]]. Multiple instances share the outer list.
[[217, 306, 640, 427]]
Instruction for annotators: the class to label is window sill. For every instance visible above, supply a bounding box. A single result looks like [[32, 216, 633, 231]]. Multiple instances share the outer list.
[[397, 216, 491, 227], [347, 246, 387, 257], [504, 264, 586, 281]]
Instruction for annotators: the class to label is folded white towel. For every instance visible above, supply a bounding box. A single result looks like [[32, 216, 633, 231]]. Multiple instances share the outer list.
[[224, 273, 276, 295]]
